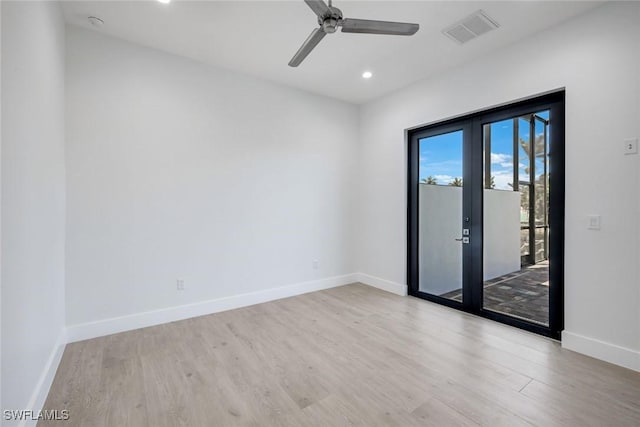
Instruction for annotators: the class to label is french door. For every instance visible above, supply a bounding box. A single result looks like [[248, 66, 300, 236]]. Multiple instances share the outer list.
[[407, 92, 564, 339]]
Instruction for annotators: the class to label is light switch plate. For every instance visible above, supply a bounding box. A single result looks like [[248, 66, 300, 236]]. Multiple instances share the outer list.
[[624, 138, 638, 155]]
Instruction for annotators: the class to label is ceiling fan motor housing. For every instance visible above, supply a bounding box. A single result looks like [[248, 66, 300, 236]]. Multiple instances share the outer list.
[[318, 6, 342, 33]]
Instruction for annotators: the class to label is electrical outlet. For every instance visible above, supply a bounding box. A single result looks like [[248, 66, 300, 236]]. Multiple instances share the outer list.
[[312, 259, 319, 270], [177, 279, 185, 291], [623, 138, 638, 155]]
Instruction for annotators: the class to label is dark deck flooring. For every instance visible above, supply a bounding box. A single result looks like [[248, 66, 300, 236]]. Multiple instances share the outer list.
[[441, 261, 549, 325]]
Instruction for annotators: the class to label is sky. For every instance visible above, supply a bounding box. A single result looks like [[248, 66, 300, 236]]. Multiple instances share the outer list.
[[419, 110, 548, 190]]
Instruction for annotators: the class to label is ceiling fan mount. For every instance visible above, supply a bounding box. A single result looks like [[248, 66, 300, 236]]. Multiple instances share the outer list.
[[318, 6, 342, 33], [289, 0, 420, 67]]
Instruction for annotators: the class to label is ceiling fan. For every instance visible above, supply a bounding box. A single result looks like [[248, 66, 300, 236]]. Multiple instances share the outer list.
[[289, 0, 420, 67]]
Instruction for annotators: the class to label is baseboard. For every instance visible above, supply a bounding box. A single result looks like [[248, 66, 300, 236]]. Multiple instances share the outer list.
[[357, 273, 408, 296], [66, 274, 358, 343], [562, 331, 640, 372], [20, 330, 67, 427]]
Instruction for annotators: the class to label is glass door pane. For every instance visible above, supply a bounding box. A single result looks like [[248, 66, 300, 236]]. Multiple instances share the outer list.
[[482, 111, 551, 326], [534, 113, 549, 263], [418, 130, 464, 302]]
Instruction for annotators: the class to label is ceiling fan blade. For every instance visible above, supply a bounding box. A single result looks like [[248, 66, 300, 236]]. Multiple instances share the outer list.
[[340, 18, 419, 35], [304, 0, 330, 18], [288, 28, 327, 67]]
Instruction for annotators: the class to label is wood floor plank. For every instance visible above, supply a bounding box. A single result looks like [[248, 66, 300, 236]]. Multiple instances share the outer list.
[[39, 283, 640, 426], [520, 378, 640, 427], [352, 284, 640, 413]]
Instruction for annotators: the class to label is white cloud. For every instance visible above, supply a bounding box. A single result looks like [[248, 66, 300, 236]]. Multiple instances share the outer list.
[[490, 170, 513, 190], [433, 174, 456, 185], [491, 153, 509, 163], [490, 152, 513, 168]]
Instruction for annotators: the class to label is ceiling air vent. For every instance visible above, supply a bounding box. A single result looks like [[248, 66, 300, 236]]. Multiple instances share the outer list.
[[443, 10, 499, 45]]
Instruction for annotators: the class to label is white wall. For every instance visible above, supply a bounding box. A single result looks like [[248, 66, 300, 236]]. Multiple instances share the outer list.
[[65, 27, 359, 331], [419, 185, 463, 295], [1, 1, 67, 422], [483, 189, 520, 281], [0, 0, 3, 415], [358, 2, 640, 371], [418, 186, 520, 296]]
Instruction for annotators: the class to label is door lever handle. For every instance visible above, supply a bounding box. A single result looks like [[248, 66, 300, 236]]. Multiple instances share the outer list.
[[455, 237, 470, 243], [455, 238, 464, 241]]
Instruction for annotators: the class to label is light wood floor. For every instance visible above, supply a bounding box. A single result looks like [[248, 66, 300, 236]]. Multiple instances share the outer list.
[[41, 283, 640, 426]]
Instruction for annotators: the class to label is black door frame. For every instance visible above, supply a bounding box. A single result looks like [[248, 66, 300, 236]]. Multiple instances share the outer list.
[[407, 91, 565, 339]]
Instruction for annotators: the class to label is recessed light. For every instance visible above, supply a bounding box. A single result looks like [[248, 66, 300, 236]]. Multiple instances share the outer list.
[[157, 0, 171, 4], [362, 71, 373, 79]]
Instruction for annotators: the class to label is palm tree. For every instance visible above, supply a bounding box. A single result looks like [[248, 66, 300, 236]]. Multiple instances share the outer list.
[[449, 177, 463, 187], [421, 176, 438, 185], [518, 133, 546, 175]]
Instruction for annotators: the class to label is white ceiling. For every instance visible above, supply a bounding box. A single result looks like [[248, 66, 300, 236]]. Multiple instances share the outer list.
[[61, 1, 602, 104]]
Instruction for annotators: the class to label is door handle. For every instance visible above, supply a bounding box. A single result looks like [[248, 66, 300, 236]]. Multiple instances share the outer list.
[[455, 237, 470, 243]]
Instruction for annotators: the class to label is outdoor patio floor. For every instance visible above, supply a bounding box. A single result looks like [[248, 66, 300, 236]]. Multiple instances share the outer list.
[[441, 261, 549, 325]]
